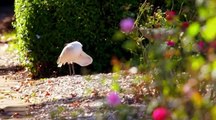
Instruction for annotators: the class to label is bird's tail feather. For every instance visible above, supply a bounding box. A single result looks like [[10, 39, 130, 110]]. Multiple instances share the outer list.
[[57, 63, 62, 67]]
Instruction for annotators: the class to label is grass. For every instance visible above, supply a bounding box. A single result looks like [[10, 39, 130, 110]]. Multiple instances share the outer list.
[[0, 30, 16, 42], [0, 30, 19, 54]]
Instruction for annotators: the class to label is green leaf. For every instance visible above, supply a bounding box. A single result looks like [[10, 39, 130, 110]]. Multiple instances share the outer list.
[[187, 22, 200, 37], [198, 7, 208, 20], [202, 16, 216, 41], [112, 31, 125, 41], [212, 60, 216, 70], [122, 40, 137, 51], [57, 106, 65, 113], [190, 55, 205, 71], [211, 106, 216, 120], [111, 81, 120, 92]]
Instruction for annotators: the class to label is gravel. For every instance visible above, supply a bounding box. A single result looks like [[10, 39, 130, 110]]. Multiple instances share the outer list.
[[15, 73, 148, 119]]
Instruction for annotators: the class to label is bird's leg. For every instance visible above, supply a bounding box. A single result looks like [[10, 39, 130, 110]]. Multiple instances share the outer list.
[[72, 63, 75, 75], [69, 64, 72, 75]]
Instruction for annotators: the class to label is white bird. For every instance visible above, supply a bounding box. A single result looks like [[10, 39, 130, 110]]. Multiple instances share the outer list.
[[57, 41, 93, 75]]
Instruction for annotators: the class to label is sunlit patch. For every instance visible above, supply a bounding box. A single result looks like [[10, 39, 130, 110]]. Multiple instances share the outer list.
[[128, 66, 138, 74]]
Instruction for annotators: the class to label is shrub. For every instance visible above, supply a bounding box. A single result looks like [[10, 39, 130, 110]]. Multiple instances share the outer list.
[[14, 0, 139, 78]]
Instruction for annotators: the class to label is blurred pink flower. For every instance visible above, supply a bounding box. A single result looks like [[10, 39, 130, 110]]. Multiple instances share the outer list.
[[197, 41, 205, 50], [183, 79, 197, 98], [152, 107, 170, 120], [120, 18, 134, 33], [167, 40, 175, 47], [106, 92, 121, 106], [165, 10, 176, 21]]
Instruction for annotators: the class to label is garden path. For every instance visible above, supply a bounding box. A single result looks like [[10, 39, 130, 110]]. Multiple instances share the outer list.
[[0, 42, 31, 119]]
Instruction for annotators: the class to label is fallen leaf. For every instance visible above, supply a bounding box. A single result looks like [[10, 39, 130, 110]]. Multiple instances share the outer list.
[[45, 91, 51, 96], [69, 101, 81, 108]]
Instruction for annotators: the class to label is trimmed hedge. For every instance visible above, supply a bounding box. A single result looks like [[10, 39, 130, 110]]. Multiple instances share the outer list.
[[14, 0, 139, 78]]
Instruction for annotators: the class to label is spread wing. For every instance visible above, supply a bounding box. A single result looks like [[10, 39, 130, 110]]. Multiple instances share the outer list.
[[73, 51, 93, 66]]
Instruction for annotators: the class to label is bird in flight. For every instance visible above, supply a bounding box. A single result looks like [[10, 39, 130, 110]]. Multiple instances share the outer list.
[[57, 41, 93, 75]]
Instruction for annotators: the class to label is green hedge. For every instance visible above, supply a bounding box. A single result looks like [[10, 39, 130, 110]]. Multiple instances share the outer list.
[[14, 0, 139, 78]]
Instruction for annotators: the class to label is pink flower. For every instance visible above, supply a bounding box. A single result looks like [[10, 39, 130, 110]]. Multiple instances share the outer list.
[[197, 41, 205, 50], [167, 40, 175, 47], [152, 107, 170, 120], [165, 11, 176, 21], [120, 18, 134, 33], [106, 92, 121, 106]]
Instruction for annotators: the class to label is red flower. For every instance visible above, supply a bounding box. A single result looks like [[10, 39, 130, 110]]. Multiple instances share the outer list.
[[165, 11, 176, 21], [181, 22, 189, 31], [152, 107, 170, 120]]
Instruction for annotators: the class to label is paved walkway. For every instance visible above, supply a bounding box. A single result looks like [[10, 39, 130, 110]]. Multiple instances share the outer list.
[[0, 43, 31, 119]]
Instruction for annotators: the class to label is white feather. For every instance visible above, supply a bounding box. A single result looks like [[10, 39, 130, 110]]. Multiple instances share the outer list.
[[57, 41, 93, 67]]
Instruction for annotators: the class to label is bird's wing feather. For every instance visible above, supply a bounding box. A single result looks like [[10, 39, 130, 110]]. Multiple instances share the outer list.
[[73, 51, 93, 66], [57, 45, 73, 67]]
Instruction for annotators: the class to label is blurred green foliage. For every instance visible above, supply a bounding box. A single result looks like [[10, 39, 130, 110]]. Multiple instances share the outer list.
[[14, 0, 139, 78], [112, 0, 216, 119]]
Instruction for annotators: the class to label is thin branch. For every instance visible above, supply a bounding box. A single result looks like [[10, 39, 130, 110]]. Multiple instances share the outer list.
[[134, 0, 148, 26]]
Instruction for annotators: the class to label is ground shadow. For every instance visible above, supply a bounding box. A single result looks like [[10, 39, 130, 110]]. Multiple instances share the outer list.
[[0, 65, 24, 76], [0, 95, 105, 119]]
